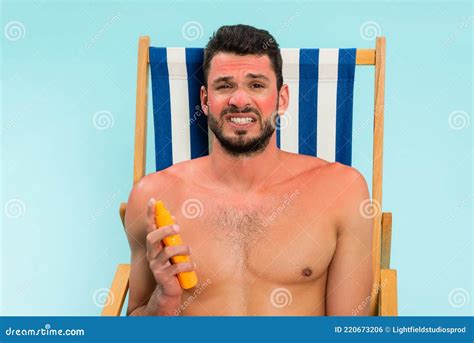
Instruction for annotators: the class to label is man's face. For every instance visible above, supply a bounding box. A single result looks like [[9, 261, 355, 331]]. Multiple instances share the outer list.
[[202, 53, 281, 157]]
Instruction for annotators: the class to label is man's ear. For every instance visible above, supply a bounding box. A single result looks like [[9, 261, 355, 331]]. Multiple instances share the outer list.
[[200, 85, 209, 115], [278, 84, 289, 115]]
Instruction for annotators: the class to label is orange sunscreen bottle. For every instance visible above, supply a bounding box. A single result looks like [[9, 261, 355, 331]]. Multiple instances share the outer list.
[[155, 200, 198, 289]]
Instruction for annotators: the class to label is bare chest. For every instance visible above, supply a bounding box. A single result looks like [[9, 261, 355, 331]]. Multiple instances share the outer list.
[[172, 186, 338, 287]]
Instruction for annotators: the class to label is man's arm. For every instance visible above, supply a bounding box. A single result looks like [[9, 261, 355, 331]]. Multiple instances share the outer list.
[[124, 175, 161, 315], [124, 175, 192, 316], [325, 166, 374, 316]]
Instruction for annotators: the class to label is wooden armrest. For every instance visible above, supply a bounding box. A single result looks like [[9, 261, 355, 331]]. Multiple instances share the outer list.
[[101, 264, 131, 316], [379, 268, 398, 316], [381, 212, 392, 269], [100, 203, 129, 316]]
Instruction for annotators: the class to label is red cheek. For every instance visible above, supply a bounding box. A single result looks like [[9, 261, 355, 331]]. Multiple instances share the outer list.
[[255, 96, 278, 115]]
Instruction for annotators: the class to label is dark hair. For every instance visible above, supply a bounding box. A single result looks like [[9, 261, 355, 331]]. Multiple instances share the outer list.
[[203, 24, 283, 91]]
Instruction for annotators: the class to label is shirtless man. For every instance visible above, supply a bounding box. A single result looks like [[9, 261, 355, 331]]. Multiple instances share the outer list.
[[125, 24, 373, 316]]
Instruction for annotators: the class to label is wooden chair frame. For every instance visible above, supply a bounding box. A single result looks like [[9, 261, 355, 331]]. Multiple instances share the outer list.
[[101, 36, 398, 317]]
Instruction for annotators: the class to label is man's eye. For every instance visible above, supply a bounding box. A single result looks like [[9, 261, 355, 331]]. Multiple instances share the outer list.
[[251, 83, 265, 89], [217, 84, 231, 90]]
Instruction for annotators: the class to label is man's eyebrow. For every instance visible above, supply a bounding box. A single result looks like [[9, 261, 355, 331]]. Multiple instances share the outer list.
[[211, 73, 270, 84], [246, 73, 270, 81], [212, 76, 234, 84]]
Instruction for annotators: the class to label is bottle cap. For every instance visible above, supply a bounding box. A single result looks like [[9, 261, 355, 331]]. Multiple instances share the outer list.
[[155, 200, 175, 227]]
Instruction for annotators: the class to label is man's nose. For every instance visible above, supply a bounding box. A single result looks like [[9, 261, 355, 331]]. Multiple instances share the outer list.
[[228, 88, 251, 109]]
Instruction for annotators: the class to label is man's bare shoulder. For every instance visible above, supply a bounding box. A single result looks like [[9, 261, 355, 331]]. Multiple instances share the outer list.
[[293, 155, 370, 210], [129, 156, 206, 196], [322, 162, 372, 233], [298, 154, 367, 189], [124, 157, 207, 228], [274, 152, 369, 194], [280, 152, 328, 178], [326, 161, 369, 195], [123, 162, 192, 244], [127, 169, 177, 203]]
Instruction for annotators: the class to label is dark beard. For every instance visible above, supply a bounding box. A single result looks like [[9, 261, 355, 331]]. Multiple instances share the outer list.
[[207, 105, 277, 157]]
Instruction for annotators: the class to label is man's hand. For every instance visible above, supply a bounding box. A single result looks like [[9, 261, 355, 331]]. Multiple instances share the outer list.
[[146, 199, 195, 298], [143, 198, 195, 315]]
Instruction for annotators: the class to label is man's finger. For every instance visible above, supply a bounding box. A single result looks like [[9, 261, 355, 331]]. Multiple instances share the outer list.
[[146, 197, 157, 234], [146, 225, 180, 261], [146, 225, 179, 248]]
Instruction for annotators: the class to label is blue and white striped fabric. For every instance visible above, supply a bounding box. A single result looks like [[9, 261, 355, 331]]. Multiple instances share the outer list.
[[149, 47, 356, 171]]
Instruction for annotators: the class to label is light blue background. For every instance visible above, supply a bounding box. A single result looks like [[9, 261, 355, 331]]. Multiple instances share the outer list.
[[1, 0, 472, 316]]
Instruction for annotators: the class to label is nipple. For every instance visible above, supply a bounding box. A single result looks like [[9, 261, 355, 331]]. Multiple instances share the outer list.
[[302, 267, 313, 277]]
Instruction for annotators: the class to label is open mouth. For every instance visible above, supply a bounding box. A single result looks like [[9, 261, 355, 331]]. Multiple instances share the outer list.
[[226, 116, 257, 129], [229, 117, 256, 124], [224, 114, 258, 128]]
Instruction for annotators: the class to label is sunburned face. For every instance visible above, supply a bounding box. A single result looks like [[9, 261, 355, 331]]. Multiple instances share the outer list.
[[203, 53, 282, 157]]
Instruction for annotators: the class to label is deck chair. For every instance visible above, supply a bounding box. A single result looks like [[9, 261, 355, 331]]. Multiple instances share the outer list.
[[101, 36, 397, 317]]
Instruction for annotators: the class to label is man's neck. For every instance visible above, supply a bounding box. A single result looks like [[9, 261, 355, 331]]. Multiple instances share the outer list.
[[207, 135, 284, 193]]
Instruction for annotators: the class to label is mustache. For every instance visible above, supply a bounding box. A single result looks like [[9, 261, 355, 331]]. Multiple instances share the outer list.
[[220, 106, 260, 117]]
